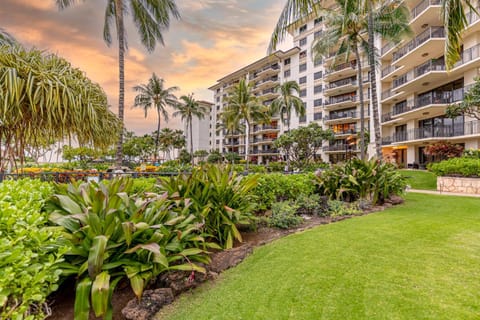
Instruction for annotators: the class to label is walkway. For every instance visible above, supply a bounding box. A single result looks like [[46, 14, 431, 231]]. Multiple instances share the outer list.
[[408, 188, 480, 198]]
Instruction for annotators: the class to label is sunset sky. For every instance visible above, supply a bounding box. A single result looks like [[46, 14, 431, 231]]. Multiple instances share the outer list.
[[1, 0, 291, 134]]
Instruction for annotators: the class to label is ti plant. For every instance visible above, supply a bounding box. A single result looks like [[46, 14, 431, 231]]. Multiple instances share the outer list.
[[45, 178, 212, 320], [159, 164, 258, 249]]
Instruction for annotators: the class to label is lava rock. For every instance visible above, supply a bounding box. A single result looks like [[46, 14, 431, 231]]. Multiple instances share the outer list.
[[122, 288, 174, 320]]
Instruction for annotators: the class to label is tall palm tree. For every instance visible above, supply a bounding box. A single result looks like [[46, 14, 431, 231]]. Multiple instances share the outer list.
[[173, 94, 208, 164], [224, 79, 269, 169], [56, 0, 180, 167], [271, 80, 305, 132], [133, 73, 178, 162], [269, 0, 410, 160]]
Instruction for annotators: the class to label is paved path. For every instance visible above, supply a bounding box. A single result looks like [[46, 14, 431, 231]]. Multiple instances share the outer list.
[[408, 188, 480, 198]]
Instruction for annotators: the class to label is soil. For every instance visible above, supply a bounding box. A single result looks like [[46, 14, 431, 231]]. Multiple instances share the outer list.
[[46, 203, 393, 320]]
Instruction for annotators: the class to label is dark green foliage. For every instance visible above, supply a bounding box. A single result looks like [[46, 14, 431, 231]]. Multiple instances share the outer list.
[[295, 193, 328, 216], [207, 150, 222, 163], [266, 161, 286, 172], [130, 177, 160, 194], [428, 157, 480, 177], [159, 165, 258, 249], [316, 159, 406, 205], [178, 149, 192, 165], [45, 178, 210, 319], [268, 201, 303, 229], [0, 180, 67, 320], [251, 173, 316, 212]]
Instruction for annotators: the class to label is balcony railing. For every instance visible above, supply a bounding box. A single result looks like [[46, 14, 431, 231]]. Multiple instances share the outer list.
[[381, 41, 396, 55], [332, 129, 358, 135], [254, 124, 279, 132], [381, 65, 399, 78], [392, 27, 445, 62], [411, 0, 441, 20], [392, 58, 445, 89], [325, 111, 357, 121], [323, 144, 359, 152], [325, 93, 371, 106], [382, 120, 480, 145], [381, 88, 464, 120], [327, 78, 357, 89]]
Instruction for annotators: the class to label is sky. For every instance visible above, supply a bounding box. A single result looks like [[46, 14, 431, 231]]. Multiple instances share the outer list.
[[0, 0, 291, 135]]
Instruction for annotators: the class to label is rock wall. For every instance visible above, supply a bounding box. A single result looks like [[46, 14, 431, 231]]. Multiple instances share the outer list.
[[437, 176, 480, 194]]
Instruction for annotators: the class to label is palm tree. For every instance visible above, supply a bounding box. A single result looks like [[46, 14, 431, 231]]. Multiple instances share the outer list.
[[56, 0, 180, 167], [0, 28, 16, 46], [271, 80, 305, 132], [173, 94, 208, 164], [223, 79, 269, 169], [269, 0, 410, 160], [133, 73, 178, 162]]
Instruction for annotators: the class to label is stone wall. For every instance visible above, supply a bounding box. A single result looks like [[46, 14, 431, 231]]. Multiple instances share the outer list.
[[437, 176, 480, 194]]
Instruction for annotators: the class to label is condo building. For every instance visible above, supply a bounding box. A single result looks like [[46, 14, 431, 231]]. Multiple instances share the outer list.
[[209, 0, 480, 166]]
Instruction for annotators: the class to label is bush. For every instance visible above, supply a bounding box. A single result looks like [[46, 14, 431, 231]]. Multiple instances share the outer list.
[[251, 173, 316, 212], [267, 161, 286, 172], [0, 179, 67, 320], [428, 157, 480, 177], [327, 200, 362, 218], [45, 178, 211, 319], [295, 193, 328, 216], [268, 201, 303, 229], [463, 148, 480, 158], [316, 159, 406, 205], [159, 165, 258, 249]]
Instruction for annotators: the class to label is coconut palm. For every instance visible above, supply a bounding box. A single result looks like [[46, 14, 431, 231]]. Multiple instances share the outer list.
[[0, 28, 16, 46], [224, 79, 269, 169], [133, 73, 178, 161], [269, 0, 410, 160], [56, 0, 180, 166], [173, 94, 208, 164], [271, 80, 305, 132]]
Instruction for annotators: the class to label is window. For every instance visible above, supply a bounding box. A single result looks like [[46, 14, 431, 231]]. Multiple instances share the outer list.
[[314, 30, 322, 39], [216, 139, 219, 144], [284, 69, 291, 78], [299, 76, 307, 84], [216, 105, 220, 110], [299, 115, 307, 123], [299, 24, 307, 33], [314, 112, 322, 120], [216, 88, 220, 93], [314, 17, 323, 25], [299, 37, 307, 47], [299, 63, 307, 72], [314, 85, 322, 94], [299, 50, 307, 59], [284, 58, 291, 65], [314, 58, 323, 67], [216, 97, 220, 102], [314, 71, 323, 80], [300, 89, 307, 97], [314, 98, 322, 107]]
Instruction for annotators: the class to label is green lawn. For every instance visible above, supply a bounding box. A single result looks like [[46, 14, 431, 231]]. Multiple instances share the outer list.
[[399, 169, 437, 190], [158, 193, 480, 320]]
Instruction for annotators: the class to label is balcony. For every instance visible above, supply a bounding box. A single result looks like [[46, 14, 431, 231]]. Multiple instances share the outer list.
[[324, 110, 357, 122], [381, 89, 464, 122], [253, 137, 276, 144], [254, 76, 279, 90], [324, 93, 371, 110], [392, 27, 445, 64], [382, 120, 480, 145], [332, 129, 358, 136], [323, 144, 360, 153], [254, 124, 279, 133], [250, 64, 280, 80], [224, 140, 240, 146], [391, 58, 445, 90], [411, 0, 441, 20], [252, 149, 279, 155]]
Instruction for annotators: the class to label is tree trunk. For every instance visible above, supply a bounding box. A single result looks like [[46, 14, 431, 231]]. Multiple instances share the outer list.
[[115, 0, 125, 168], [368, 4, 382, 160], [155, 108, 161, 162], [354, 45, 366, 161], [190, 118, 194, 165], [245, 121, 250, 171]]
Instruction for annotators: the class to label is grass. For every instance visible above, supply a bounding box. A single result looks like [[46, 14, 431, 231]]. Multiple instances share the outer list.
[[158, 193, 480, 320], [399, 169, 437, 190]]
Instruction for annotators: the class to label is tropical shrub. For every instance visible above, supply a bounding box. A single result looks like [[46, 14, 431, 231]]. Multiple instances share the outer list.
[[159, 164, 258, 249], [316, 159, 406, 205], [0, 179, 67, 320], [130, 177, 160, 194], [295, 193, 328, 216], [251, 173, 316, 212], [463, 148, 480, 158], [327, 200, 362, 218], [45, 178, 211, 320], [424, 141, 464, 161], [268, 201, 303, 229], [266, 161, 286, 172], [428, 157, 480, 177]]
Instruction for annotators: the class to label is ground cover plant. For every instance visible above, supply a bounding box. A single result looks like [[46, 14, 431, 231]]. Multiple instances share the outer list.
[[398, 169, 437, 190], [158, 193, 480, 320], [0, 179, 66, 320], [428, 157, 480, 177]]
